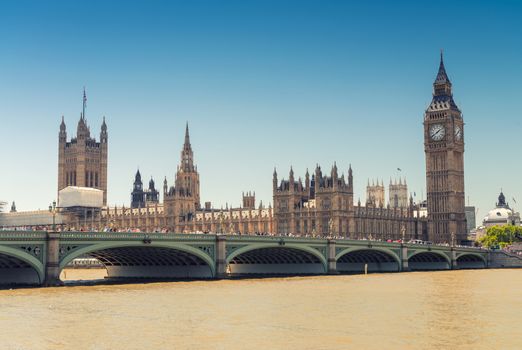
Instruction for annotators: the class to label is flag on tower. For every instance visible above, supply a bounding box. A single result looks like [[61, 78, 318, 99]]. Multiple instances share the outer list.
[[397, 168, 402, 171]]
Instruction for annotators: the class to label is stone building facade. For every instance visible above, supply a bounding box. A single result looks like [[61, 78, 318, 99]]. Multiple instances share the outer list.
[[69, 121, 426, 240], [366, 180, 385, 207], [273, 166, 421, 240], [57, 91, 108, 205], [95, 124, 273, 234], [389, 178, 408, 208], [56, 56, 469, 244]]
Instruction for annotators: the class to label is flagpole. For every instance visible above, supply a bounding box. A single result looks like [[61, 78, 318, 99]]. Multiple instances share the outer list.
[[82, 87, 86, 119]]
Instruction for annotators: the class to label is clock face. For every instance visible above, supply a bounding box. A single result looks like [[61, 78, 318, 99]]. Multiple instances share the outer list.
[[454, 125, 462, 141], [429, 124, 445, 141]]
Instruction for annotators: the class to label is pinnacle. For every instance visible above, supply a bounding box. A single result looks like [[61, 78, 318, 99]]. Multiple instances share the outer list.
[[435, 50, 451, 85]]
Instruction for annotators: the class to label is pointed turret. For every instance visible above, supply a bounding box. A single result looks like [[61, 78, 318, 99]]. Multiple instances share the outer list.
[[59, 116, 67, 142], [428, 51, 460, 113], [60, 116, 66, 131], [100, 116, 108, 143], [289, 166, 295, 192], [184, 122, 190, 148], [180, 122, 195, 172], [273, 167, 278, 191], [332, 162, 338, 181], [305, 168, 310, 191], [348, 164, 353, 188], [77, 113, 90, 140], [163, 176, 168, 196], [134, 169, 142, 186], [131, 168, 145, 208], [435, 50, 451, 86]]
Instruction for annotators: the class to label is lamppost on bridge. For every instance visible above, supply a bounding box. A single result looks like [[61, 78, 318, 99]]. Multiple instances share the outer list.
[[218, 212, 225, 234], [401, 225, 406, 243], [328, 218, 334, 238], [48, 200, 57, 232], [451, 231, 456, 248]]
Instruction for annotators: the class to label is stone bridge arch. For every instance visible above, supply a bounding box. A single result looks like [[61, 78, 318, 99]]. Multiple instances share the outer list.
[[226, 243, 327, 275], [59, 241, 216, 279], [335, 247, 401, 273], [0, 245, 45, 285], [456, 252, 487, 269], [408, 250, 451, 270]]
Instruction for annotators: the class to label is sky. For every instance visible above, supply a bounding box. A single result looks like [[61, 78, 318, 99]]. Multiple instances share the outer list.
[[0, 0, 521, 223]]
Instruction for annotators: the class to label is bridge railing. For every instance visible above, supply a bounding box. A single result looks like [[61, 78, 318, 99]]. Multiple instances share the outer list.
[[0, 230, 490, 252]]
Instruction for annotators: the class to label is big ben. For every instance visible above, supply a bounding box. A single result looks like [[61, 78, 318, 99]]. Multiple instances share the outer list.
[[424, 53, 467, 244]]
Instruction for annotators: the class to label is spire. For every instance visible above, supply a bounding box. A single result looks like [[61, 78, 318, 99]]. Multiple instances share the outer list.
[[273, 167, 278, 191], [184, 122, 190, 148], [180, 122, 194, 172], [348, 164, 353, 187], [432, 50, 453, 98], [435, 50, 450, 85], [59, 116, 67, 142]]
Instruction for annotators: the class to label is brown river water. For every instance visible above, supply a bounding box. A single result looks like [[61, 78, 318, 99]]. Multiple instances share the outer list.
[[0, 269, 521, 350]]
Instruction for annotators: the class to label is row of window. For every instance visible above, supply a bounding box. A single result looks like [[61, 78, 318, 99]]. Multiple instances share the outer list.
[[65, 171, 99, 187]]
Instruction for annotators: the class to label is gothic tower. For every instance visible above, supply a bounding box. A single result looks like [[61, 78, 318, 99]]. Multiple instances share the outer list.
[[175, 122, 200, 209], [57, 89, 108, 205], [389, 178, 408, 208], [424, 53, 466, 244], [163, 123, 201, 231], [366, 179, 385, 208], [131, 169, 145, 208]]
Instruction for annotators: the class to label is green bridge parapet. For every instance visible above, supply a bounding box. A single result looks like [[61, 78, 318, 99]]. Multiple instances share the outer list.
[[0, 231, 491, 286]]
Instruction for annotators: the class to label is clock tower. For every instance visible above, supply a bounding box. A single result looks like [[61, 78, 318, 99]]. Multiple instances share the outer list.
[[424, 53, 467, 244]]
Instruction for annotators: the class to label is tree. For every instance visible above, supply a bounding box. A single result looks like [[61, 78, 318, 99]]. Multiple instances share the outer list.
[[478, 225, 522, 249]]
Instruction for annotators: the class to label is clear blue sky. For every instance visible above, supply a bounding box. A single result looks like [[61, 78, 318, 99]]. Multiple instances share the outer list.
[[0, 0, 521, 223]]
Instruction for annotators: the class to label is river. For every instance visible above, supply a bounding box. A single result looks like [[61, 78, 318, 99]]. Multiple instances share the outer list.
[[0, 269, 521, 349]]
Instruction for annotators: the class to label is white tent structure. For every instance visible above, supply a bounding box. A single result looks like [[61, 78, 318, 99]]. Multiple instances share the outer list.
[[58, 187, 104, 209]]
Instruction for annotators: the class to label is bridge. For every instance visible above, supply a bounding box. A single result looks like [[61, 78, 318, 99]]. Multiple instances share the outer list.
[[0, 231, 493, 286]]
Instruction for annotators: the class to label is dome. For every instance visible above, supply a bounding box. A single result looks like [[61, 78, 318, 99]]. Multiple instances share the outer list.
[[484, 207, 512, 224]]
